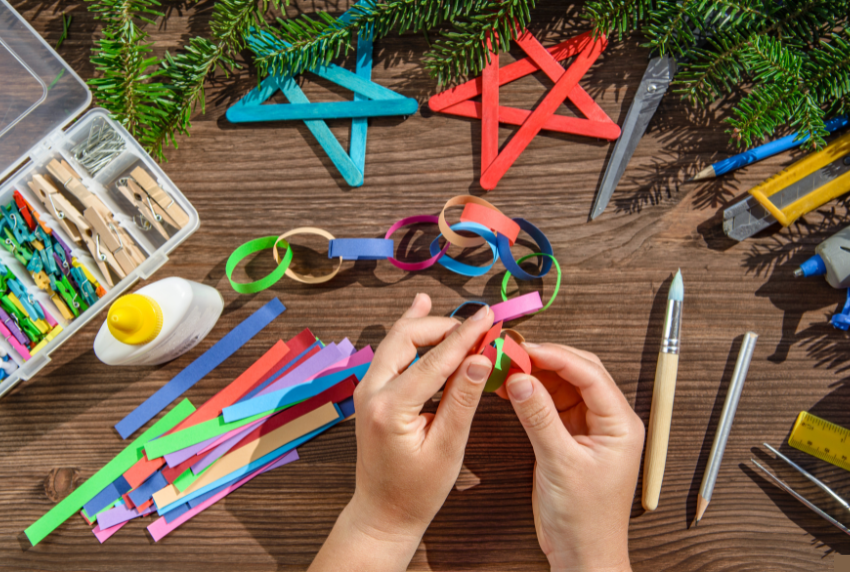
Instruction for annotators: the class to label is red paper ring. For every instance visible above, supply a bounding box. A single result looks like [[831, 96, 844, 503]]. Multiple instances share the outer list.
[[460, 202, 521, 245], [385, 215, 449, 271], [439, 195, 510, 249]]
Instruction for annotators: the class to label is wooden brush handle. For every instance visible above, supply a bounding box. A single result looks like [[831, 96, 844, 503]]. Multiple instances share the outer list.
[[642, 351, 679, 511]]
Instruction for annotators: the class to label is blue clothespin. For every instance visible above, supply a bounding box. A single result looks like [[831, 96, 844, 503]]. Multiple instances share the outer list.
[[39, 247, 58, 277], [1, 203, 33, 244], [26, 252, 43, 274], [832, 289, 850, 330], [70, 267, 98, 307], [53, 242, 70, 275], [7, 278, 44, 321], [227, 3, 417, 187]]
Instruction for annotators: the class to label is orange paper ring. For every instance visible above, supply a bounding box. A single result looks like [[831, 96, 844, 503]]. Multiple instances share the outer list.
[[460, 202, 521, 245], [439, 195, 509, 249], [273, 227, 344, 284]]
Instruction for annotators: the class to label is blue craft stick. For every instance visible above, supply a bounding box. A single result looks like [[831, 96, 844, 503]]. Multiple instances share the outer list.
[[157, 408, 343, 515], [114, 298, 286, 439], [350, 28, 373, 173], [277, 76, 364, 187], [328, 238, 394, 261], [128, 470, 168, 507], [226, 98, 417, 123], [222, 361, 370, 423], [226, 75, 281, 113], [83, 475, 131, 518], [702, 115, 849, 179]]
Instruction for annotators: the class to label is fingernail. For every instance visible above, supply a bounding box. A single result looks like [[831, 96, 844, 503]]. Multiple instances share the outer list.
[[523, 342, 540, 348], [410, 293, 422, 308], [467, 361, 491, 383], [471, 304, 490, 321], [507, 375, 534, 401]]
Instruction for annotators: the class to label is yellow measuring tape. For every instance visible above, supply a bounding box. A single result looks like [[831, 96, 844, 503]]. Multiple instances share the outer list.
[[789, 411, 850, 472]]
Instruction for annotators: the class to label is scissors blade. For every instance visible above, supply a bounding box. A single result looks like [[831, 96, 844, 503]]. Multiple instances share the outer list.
[[590, 55, 677, 220]]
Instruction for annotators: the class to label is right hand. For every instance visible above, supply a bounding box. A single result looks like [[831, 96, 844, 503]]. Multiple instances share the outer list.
[[504, 343, 644, 572]]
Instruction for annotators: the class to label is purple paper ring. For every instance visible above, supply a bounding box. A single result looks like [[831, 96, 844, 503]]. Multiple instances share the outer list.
[[385, 215, 449, 272]]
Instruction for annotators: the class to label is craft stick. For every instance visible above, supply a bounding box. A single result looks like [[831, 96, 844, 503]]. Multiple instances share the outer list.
[[148, 450, 300, 542], [480, 37, 606, 190], [153, 402, 340, 511], [24, 399, 195, 546], [228, 99, 417, 123], [114, 299, 286, 439], [223, 360, 369, 423], [482, 36, 499, 171], [351, 28, 373, 173], [440, 101, 621, 139], [195, 378, 356, 473], [276, 76, 364, 187], [123, 340, 290, 487], [428, 32, 594, 111]]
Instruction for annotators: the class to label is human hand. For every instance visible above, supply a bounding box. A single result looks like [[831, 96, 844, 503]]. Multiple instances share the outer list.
[[309, 293, 494, 571], [504, 343, 644, 572]]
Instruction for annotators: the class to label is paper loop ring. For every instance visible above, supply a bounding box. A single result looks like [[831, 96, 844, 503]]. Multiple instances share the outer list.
[[501, 253, 562, 314], [273, 227, 343, 285], [226, 236, 293, 294], [430, 222, 500, 277], [385, 215, 449, 271], [496, 218, 553, 281], [439, 195, 511, 249]]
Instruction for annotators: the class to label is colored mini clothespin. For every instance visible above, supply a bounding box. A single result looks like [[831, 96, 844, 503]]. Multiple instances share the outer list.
[[428, 30, 619, 190], [229, 6, 418, 187], [14, 191, 37, 232], [70, 267, 99, 307], [7, 279, 44, 321]]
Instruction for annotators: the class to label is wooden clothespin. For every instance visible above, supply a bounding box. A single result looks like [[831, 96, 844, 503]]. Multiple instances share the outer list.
[[129, 167, 189, 229], [46, 159, 100, 209], [116, 178, 169, 239], [27, 175, 89, 243], [83, 207, 139, 275]]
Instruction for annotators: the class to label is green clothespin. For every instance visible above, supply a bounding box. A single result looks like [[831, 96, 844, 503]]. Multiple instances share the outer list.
[[3, 228, 32, 265], [0, 296, 39, 343], [52, 278, 80, 318]]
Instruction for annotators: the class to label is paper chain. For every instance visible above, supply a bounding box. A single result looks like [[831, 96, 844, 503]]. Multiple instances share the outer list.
[[226, 195, 562, 323], [428, 29, 620, 190], [227, 3, 417, 188]]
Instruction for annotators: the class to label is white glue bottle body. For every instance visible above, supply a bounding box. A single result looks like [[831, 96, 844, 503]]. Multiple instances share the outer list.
[[94, 277, 224, 366]]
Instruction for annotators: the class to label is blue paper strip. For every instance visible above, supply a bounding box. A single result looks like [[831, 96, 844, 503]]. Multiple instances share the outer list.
[[163, 502, 191, 523], [157, 406, 343, 515], [338, 396, 355, 418], [496, 218, 553, 281], [114, 298, 286, 439], [83, 475, 131, 518], [222, 362, 370, 422], [329, 239, 393, 261], [429, 222, 500, 277], [128, 470, 168, 507], [241, 340, 322, 402]]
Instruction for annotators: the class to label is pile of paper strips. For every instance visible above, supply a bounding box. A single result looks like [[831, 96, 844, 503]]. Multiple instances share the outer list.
[[23, 298, 369, 546]]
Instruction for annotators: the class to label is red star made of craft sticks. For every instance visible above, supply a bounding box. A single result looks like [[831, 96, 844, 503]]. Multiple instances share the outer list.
[[428, 30, 620, 190]]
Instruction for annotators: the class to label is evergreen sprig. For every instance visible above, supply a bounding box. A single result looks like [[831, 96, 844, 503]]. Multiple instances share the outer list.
[[586, 0, 850, 149]]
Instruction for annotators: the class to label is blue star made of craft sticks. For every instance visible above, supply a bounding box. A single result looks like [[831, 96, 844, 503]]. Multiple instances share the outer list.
[[228, 14, 417, 187]]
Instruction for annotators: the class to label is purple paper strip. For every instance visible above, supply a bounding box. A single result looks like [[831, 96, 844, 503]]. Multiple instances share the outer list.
[[256, 341, 351, 396], [164, 438, 216, 468], [96, 501, 156, 529]]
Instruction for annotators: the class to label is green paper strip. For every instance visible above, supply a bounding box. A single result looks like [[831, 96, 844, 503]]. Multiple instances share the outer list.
[[226, 236, 293, 294], [144, 402, 295, 459], [173, 463, 212, 492], [500, 252, 562, 313], [25, 399, 196, 546], [484, 337, 512, 392]]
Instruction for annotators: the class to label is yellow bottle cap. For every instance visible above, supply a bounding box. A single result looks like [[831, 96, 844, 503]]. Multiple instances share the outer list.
[[107, 293, 163, 345]]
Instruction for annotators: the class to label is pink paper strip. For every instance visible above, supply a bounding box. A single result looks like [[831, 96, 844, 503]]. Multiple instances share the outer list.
[[91, 505, 154, 543], [147, 449, 300, 542], [385, 215, 450, 271], [97, 499, 156, 529], [491, 291, 543, 323]]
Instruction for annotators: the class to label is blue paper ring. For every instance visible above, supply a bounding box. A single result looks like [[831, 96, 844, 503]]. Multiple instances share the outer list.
[[496, 218, 553, 281], [429, 222, 499, 277]]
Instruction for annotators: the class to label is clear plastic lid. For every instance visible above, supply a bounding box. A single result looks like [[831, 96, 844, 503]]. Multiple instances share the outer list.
[[0, 0, 91, 182]]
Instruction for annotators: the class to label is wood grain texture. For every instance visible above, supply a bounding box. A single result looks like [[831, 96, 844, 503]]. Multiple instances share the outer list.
[[1, 1, 849, 570]]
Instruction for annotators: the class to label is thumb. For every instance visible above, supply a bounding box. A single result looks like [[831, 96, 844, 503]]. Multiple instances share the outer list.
[[505, 373, 575, 464], [430, 354, 492, 449]]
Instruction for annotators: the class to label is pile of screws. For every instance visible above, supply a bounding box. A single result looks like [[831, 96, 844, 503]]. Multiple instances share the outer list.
[[70, 118, 125, 176]]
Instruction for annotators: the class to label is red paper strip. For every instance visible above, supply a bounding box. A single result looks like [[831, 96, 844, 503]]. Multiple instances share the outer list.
[[460, 203, 520, 245], [477, 322, 503, 355], [501, 335, 531, 374]]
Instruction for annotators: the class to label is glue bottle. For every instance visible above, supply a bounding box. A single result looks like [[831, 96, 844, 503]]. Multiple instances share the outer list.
[[795, 225, 850, 288], [94, 277, 224, 366]]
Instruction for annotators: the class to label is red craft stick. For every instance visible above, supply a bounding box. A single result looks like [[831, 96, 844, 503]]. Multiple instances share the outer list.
[[480, 36, 606, 190], [437, 101, 620, 140], [428, 32, 594, 111], [482, 35, 500, 171]]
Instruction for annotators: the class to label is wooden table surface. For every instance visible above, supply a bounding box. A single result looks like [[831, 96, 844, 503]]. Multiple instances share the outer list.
[[2, 1, 849, 570]]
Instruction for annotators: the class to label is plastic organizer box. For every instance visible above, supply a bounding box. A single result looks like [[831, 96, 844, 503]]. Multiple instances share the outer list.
[[0, 0, 199, 398]]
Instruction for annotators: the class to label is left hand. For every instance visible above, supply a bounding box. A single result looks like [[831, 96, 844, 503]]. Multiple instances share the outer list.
[[349, 293, 494, 539]]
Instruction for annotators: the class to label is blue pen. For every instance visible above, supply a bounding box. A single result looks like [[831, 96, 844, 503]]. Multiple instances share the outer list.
[[690, 115, 850, 181]]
